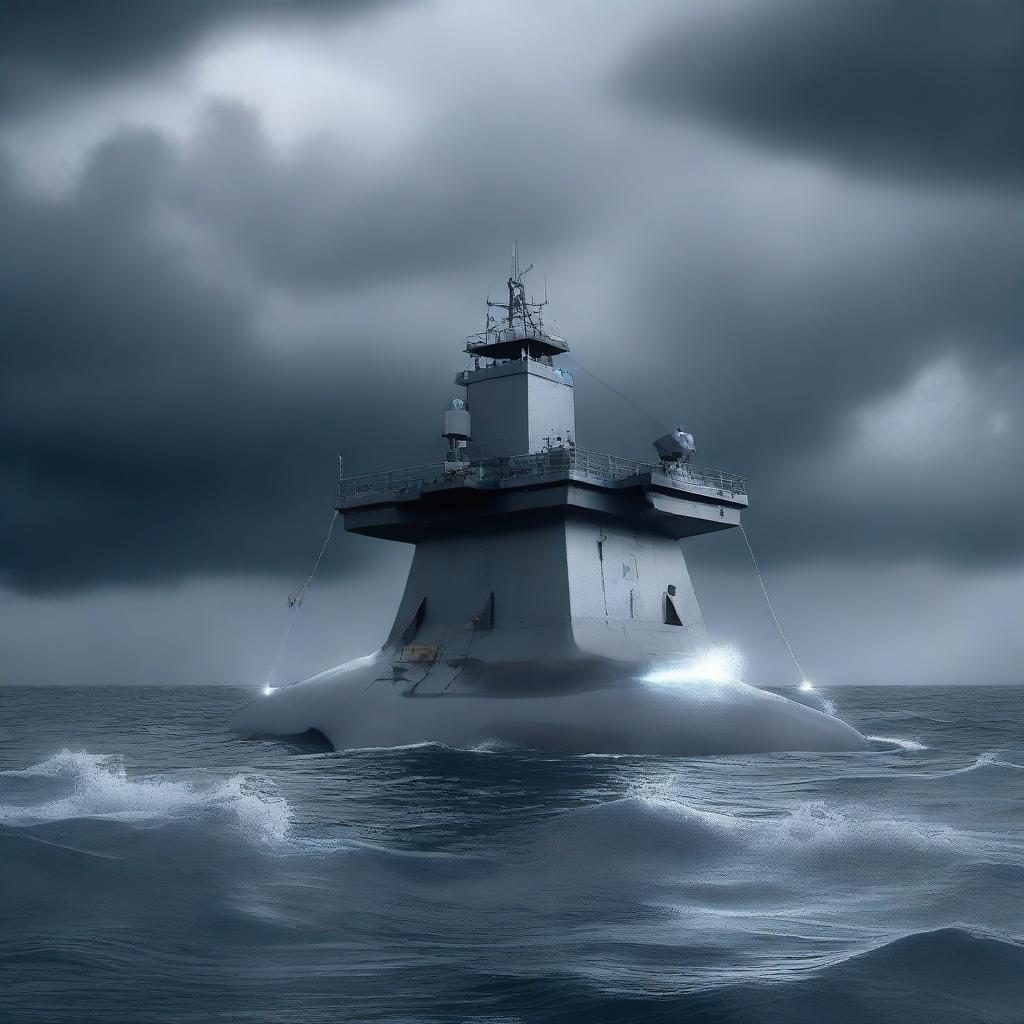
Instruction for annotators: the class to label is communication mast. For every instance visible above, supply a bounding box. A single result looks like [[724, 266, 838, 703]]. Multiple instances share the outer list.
[[467, 241, 568, 362]]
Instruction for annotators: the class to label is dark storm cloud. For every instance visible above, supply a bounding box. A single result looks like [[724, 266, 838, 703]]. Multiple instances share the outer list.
[[0, 121, 397, 591], [175, 102, 591, 290], [626, 0, 1024, 187], [3, 98, 1022, 593], [604, 218, 1024, 566], [0, 0, 378, 109], [2, 1, 1021, 689], [3, 2, 1023, 598], [0, 101, 595, 592], [635, 211, 1023, 437], [567, 170, 1024, 567]]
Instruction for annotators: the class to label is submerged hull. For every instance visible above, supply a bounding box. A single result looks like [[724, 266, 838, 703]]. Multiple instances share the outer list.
[[231, 652, 868, 755]]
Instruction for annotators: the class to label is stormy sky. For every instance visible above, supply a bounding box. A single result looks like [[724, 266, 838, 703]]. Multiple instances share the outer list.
[[2, 0, 1021, 686]]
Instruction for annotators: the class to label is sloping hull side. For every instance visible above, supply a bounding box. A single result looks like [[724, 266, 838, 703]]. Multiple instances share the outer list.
[[381, 513, 713, 672], [230, 513, 867, 753], [231, 654, 867, 754]]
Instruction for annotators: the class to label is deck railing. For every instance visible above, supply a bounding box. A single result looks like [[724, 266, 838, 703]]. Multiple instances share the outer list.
[[337, 448, 746, 503]]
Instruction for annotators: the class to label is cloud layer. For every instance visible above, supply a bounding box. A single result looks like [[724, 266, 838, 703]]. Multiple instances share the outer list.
[[0, 0, 378, 109], [1, 0, 1021, 682], [628, 0, 1024, 187]]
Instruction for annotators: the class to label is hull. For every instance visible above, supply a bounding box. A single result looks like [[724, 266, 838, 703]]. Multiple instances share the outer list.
[[232, 511, 867, 754], [231, 652, 867, 754], [230, 258, 861, 754]]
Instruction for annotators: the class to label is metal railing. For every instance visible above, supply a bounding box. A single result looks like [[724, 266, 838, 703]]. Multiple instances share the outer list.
[[466, 325, 568, 350], [337, 447, 746, 502]]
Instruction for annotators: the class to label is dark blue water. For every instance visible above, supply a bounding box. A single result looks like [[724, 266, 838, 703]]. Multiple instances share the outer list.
[[1, 686, 1022, 1024]]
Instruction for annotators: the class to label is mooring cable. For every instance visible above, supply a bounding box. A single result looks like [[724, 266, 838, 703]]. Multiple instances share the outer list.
[[739, 523, 808, 683], [563, 355, 673, 435], [562, 355, 814, 686], [263, 509, 340, 689]]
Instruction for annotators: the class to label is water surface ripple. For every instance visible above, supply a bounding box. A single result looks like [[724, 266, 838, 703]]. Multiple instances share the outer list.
[[1, 685, 1021, 1023]]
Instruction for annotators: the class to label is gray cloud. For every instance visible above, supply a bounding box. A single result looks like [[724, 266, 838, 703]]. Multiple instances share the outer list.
[[0, 121, 408, 591], [0, 0, 378, 109], [626, 0, 1024, 188], [2, 0, 1023, 606], [572, 181, 1024, 567], [0, 94, 600, 592], [1, 0, 1022, 687], [174, 100, 595, 291]]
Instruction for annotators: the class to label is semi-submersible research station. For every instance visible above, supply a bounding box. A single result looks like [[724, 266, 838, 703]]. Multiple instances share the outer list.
[[233, 252, 866, 753]]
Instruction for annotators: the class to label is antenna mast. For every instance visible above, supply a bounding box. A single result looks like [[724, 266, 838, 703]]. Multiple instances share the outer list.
[[466, 244, 568, 362]]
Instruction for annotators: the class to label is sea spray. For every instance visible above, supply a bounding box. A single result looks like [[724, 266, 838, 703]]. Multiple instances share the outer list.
[[0, 749, 291, 845]]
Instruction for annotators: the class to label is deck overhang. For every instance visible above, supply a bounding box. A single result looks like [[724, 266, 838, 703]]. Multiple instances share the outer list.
[[338, 474, 743, 543]]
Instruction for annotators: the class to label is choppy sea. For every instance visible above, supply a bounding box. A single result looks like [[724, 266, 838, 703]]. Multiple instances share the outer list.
[[1, 685, 1022, 1024]]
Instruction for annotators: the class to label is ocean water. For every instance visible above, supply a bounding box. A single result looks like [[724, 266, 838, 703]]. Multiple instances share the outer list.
[[1, 686, 1022, 1024]]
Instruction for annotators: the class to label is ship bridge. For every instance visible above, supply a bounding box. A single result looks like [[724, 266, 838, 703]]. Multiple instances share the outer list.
[[329, 246, 748, 674], [337, 246, 746, 545]]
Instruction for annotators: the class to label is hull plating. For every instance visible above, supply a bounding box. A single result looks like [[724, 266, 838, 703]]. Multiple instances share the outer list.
[[233, 515, 867, 753], [231, 653, 867, 754]]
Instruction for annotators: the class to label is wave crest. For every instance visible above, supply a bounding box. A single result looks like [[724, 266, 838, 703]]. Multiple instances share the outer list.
[[0, 749, 291, 846], [528, 790, 983, 876]]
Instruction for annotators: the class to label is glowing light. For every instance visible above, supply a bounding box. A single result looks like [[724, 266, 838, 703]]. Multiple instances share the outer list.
[[799, 679, 815, 692], [262, 685, 277, 697], [643, 647, 744, 687]]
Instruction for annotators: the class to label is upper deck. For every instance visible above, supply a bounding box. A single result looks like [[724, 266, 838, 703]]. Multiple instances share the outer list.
[[337, 446, 747, 511], [465, 325, 570, 361]]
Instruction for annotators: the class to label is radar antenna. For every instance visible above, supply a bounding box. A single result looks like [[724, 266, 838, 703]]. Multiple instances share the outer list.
[[465, 244, 568, 361], [486, 240, 547, 336]]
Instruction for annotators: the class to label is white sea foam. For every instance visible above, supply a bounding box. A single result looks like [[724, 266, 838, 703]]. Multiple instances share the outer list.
[[466, 738, 526, 754], [536, 789, 984, 874], [754, 799, 972, 858], [342, 738, 525, 755], [900, 749, 1024, 779], [0, 748, 112, 778], [818, 696, 839, 717], [340, 740, 454, 755], [0, 749, 291, 845], [865, 735, 929, 751]]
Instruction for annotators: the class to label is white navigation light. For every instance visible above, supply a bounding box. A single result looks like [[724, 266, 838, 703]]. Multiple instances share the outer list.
[[644, 647, 744, 687]]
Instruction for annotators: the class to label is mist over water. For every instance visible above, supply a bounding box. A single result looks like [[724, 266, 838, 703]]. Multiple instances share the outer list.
[[1, 686, 1023, 1023]]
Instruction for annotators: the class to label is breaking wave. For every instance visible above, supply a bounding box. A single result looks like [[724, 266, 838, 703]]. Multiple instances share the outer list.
[[3, 683, 1023, 1024], [0, 749, 291, 846], [526, 790, 989, 874]]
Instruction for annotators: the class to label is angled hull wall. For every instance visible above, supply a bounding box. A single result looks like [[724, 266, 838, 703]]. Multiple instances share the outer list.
[[231, 510, 867, 753], [385, 511, 711, 678]]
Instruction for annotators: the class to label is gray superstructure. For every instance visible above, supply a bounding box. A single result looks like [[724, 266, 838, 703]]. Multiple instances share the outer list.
[[232, 250, 866, 753]]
